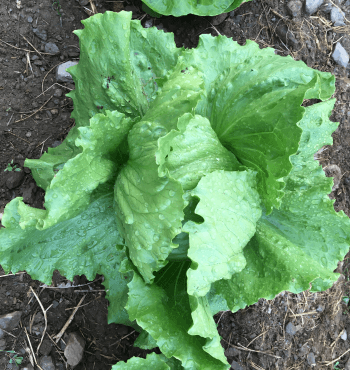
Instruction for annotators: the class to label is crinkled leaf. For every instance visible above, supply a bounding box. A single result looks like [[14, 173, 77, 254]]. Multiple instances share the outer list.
[[184, 170, 261, 297], [141, 0, 248, 16], [0, 194, 135, 326], [157, 114, 240, 191], [141, 65, 204, 131], [35, 111, 132, 230], [179, 35, 335, 212], [208, 100, 350, 314], [126, 261, 229, 370], [112, 352, 170, 370]]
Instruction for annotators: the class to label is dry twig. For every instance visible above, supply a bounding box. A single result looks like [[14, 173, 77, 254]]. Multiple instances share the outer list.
[[53, 296, 85, 343]]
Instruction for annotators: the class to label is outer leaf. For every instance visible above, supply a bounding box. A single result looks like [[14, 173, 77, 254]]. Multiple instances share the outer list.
[[141, 0, 247, 16], [112, 352, 170, 370], [36, 111, 132, 230], [208, 100, 350, 314], [157, 114, 241, 191], [0, 194, 135, 326], [184, 170, 261, 297], [126, 262, 229, 370], [179, 35, 335, 213], [26, 11, 181, 189]]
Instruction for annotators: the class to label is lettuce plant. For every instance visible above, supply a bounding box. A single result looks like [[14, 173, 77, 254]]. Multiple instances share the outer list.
[[141, 0, 249, 16], [1, 11, 349, 369]]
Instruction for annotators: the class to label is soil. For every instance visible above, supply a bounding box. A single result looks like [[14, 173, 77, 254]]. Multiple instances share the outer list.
[[0, 0, 350, 369]]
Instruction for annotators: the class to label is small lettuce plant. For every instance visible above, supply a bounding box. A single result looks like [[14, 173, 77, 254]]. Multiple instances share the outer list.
[[141, 0, 249, 16], [1, 11, 350, 369]]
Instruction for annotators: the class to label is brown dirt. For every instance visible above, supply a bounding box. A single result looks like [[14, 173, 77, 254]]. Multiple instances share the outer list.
[[1, 0, 350, 369]]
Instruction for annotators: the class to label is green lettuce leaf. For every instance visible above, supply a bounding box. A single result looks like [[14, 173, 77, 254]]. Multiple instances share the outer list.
[[184, 170, 261, 297], [0, 193, 135, 326], [208, 99, 350, 314], [125, 261, 229, 370], [141, 0, 248, 16], [112, 352, 170, 370], [179, 35, 335, 213], [35, 110, 132, 230]]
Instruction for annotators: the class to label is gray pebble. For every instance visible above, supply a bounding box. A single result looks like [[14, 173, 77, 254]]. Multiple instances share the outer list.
[[287, 0, 303, 17], [39, 355, 55, 370], [32, 28, 47, 41], [26, 131, 32, 137], [56, 61, 78, 83], [332, 42, 349, 68], [27, 16, 33, 23], [144, 19, 153, 28], [286, 322, 297, 335], [341, 329, 347, 341], [45, 42, 60, 55], [53, 88, 63, 97], [31, 54, 39, 60], [305, 0, 324, 14], [307, 352, 316, 366], [316, 305, 325, 312], [331, 6, 345, 25]]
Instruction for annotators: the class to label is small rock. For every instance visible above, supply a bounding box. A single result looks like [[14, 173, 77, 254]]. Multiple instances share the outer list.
[[332, 42, 349, 68], [64, 332, 86, 367], [231, 360, 245, 370], [144, 19, 153, 28], [50, 109, 58, 115], [56, 61, 78, 83], [34, 60, 43, 66], [39, 338, 53, 356], [53, 89, 63, 97], [341, 329, 348, 341], [27, 16, 33, 23], [0, 312, 22, 332], [305, 0, 324, 14], [45, 42, 60, 55], [34, 312, 44, 324], [39, 355, 55, 370], [287, 0, 303, 17], [307, 352, 316, 366], [286, 322, 297, 335], [331, 6, 345, 25], [0, 329, 4, 339], [316, 305, 325, 312], [26, 131, 32, 137], [31, 55, 39, 61], [211, 13, 228, 25], [46, 111, 53, 119], [32, 28, 47, 41], [0, 338, 6, 350]]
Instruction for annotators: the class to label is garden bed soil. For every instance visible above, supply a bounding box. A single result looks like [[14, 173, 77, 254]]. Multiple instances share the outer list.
[[1, 0, 350, 369]]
